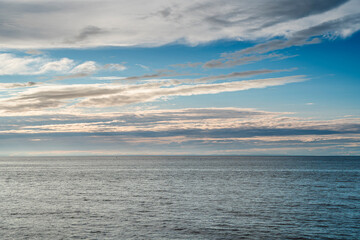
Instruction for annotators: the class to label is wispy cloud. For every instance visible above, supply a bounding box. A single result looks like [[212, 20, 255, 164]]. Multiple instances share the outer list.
[[0, 75, 305, 113], [103, 63, 127, 71], [25, 49, 44, 55], [120, 70, 182, 81], [194, 69, 294, 82], [0, 82, 38, 89], [202, 12, 360, 68], [136, 64, 150, 71]]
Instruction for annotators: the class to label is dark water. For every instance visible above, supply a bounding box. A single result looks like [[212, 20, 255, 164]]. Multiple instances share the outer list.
[[0, 156, 359, 239]]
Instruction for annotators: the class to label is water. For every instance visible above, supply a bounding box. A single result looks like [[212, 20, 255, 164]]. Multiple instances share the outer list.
[[0, 156, 359, 239]]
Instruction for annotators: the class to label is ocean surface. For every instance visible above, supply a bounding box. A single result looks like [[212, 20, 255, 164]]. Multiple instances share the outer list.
[[0, 156, 359, 239]]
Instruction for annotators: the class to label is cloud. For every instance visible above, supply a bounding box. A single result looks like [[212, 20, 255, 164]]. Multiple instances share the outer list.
[[194, 69, 292, 82], [79, 75, 306, 107], [0, 53, 74, 75], [50, 62, 127, 82], [70, 61, 98, 74], [103, 63, 127, 71], [1, 107, 359, 155], [171, 62, 203, 68], [0, 53, 102, 76], [223, 0, 350, 30], [0, 53, 128, 83], [92, 76, 126, 81], [202, 12, 360, 68], [64, 25, 107, 44], [1, 107, 359, 145], [0, 75, 305, 113], [136, 64, 150, 70], [234, 13, 360, 56], [50, 72, 94, 82], [120, 69, 182, 81], [121, 68, 286, 83], [25, 49, 44, 55], [203, 53, 288, 68], [0, 82, 38, 89], [0, 0, 358, 48]]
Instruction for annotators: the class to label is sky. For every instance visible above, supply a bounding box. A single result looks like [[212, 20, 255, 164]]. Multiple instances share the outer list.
[[0, 0, 360, 156]]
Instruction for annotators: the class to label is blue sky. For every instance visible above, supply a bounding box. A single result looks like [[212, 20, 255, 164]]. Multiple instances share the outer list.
[[0, 0, 359, 156]]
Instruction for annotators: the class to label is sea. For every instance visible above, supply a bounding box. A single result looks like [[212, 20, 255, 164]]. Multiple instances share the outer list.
[[0, 156, 359, 239]]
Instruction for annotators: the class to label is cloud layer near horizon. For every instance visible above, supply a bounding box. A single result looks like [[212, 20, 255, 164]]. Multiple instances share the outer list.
[[1, 108, 359, 155], [0, 0, 359, 49]]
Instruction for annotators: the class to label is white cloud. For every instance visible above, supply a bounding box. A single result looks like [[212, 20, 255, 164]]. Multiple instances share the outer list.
[[0, 53, 75, 75], [92, 76, 126, 81], [70, 61, 98, 74], [39, 58, 75, 73], [0, 53, 126, 77]]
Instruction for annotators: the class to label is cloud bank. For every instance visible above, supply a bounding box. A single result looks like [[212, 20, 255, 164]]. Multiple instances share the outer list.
[[1, 108, 359, 155], [0, 0, 359, 49]]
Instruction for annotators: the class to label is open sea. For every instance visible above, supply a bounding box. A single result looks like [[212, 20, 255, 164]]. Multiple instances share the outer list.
[[0, 156, 359, 239]]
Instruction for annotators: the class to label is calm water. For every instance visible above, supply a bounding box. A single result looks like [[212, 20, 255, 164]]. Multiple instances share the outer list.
[[0, 156, 359, 239]]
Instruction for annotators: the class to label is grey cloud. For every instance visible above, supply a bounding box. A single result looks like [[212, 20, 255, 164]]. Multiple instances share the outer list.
[[2, 116, 360, 139], [0, 75, 304, 113], [0, 1, 79, 40], [159, 7, 172, 18], [18, 86, 122, 101], [227, 13, 360, 57], [0, 82, 38, 89], [0, 81, 165, 113], [117, 128, 340, 139], [0, 0, 357, 48], [203, 54, 284, 69], [0, 100, 63, 113], [5, 108, 271, 124], [78, 76, 305, 107], [64, 25, 106, 44], [195, 69, 292, 82], [25, 49, 44, 55], [0, 82, 39, 89], [50, 73, 92, 82], [251, 0, 349, 29], [203, 13, 360, 68], [0, 108, 274, 130], [1, 107, 359, 155], [123, 67, 284, 83], [103, 63, 126, 71], [171, 62, 203, 68], [0, 2, 65, 14], [121, 70, 182, 81], [204, 0, 348, 29]]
